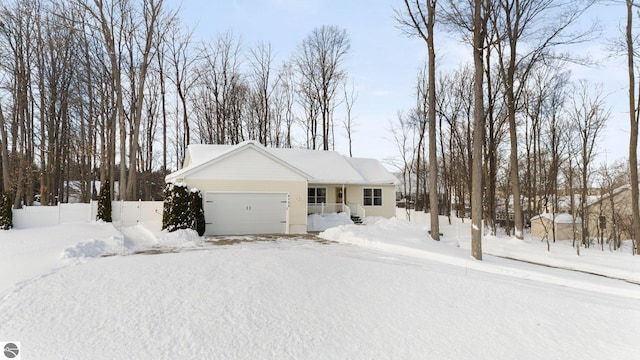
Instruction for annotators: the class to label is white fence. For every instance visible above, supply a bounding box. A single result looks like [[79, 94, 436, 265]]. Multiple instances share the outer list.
[[12, 201, 164, 229]]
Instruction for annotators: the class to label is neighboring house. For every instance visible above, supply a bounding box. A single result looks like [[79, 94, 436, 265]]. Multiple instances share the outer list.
[[165, 141, 397, 236], [585, 185, 634, 241], [530, 213, 581, 241], [539, 194, 599, 214]]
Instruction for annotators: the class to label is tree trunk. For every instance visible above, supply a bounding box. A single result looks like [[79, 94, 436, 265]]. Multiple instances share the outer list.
[[0, 104, 10, 193], [471, 0, 485, 260], [627, 0, 640, 255], [427, 1, 440, 241]]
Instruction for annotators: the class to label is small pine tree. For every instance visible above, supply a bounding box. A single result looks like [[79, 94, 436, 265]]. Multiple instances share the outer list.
[[171, 183, 191, 231], [96, 179, 112, 222], [162, 183, 173, 231], [0, 192, 13, 230], [190, 189, 206, 236]]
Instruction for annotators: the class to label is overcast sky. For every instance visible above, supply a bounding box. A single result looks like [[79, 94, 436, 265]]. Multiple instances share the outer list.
[[175, 0, 630, 167]]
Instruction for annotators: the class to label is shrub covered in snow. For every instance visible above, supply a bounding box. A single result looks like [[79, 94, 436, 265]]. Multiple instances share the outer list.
[[163, 183, 204, 235], [170, 183, 191, 231], [190, 189, 206, 236], [0, 192, 12, 230], [161, 183, 173, 230], [96, 179, 112, 222]]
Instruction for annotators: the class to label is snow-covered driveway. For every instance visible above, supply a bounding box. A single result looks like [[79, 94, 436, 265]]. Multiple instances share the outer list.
[[0, 221, 639, 359]]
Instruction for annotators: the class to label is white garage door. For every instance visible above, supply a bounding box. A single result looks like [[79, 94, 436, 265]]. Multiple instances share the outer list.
[[204, 192, 289, 236]]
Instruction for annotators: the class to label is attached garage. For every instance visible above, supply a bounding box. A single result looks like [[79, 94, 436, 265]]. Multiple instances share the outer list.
[[204, 192, 289, 236], [165, 141, 398, 236]]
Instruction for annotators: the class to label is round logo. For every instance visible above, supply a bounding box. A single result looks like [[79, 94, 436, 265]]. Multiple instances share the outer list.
[[3, 343, 19, 359]]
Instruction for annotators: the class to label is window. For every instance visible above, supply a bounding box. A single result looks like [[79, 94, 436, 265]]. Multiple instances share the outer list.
[[308, 187, 327, 204], [363, 188, 382, 206]]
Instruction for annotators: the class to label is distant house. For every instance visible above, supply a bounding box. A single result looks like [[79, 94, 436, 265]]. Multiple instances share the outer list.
[[530, 213, 581, 241], [585, 185, 634, 241], [165, 141, 397, 236]]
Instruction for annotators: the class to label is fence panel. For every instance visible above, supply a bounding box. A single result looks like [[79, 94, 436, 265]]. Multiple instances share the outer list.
[[12, 201, 163, 230]]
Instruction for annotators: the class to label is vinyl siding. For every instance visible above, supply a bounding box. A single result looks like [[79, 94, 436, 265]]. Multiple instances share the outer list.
[[188, 146, 307, 181], [311, 184, 396, 218]]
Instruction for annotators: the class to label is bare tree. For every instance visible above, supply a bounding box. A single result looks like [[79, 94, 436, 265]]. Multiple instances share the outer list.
[[489, 0, 596, 240], [626, 0, 640, 255], [413, 65, 429, 212], [389, 110, 416, 219], [436, 67, 476, 224], [521, 64, 570, 234], [568, 80, 608, 247], [0, 103, 10, 194], [342, 80, 357, 157], [124, 0, 172, 200], [195, 30, 244, 146], [276, 60, 296, 148], [166, 21, 196, 168], [295, 25, 350, 151], [470, 0, 487, 259], [247, 42, 278, 146], [440, 0, 488, 257], [396, 0, 440, 240]]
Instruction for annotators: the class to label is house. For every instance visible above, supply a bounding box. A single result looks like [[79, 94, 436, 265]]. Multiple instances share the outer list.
[[585, 185, 634, 241], [165, 141, 397, 236], [530, 213, 581, 241]]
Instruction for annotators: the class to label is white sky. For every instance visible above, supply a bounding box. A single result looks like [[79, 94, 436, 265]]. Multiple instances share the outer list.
[[175, 0, 631, 166]]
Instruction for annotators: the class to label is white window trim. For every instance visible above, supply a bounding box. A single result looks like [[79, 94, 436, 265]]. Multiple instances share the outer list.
[[308, 186, 328, 204], [363, 188, 383, 207]]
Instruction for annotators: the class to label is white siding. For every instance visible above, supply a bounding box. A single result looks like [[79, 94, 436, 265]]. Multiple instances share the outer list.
[[189, 146, 306, 181]]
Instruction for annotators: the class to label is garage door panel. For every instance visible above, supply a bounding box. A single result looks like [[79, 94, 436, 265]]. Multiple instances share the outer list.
[[204, 192, 288, 236]]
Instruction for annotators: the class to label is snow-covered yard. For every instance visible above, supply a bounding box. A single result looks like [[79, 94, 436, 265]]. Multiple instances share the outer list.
[[0, 212, 639, 359]]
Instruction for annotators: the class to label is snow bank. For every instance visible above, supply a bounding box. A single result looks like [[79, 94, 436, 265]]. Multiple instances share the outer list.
[[0, 223, 123, 292], [320, 216, 466, 254], [63, 237, 123, 258], [320, 217, 469, 267], [61, 224, 201, 258], [321, 217, 640, 298], [155, 228, 202, 247], [476, 234, 640, 283], [307, 212, 352, 232]]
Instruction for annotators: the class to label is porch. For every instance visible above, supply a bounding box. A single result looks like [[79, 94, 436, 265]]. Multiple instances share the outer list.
[[307, 202, 366, 224]]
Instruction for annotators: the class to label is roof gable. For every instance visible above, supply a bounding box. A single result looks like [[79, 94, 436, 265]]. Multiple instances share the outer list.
[[166, 142, 310, 182], [166, 141, 397, 185]]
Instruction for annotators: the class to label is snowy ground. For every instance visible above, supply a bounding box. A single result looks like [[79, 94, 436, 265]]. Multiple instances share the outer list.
[[0, 213, 639, 359]]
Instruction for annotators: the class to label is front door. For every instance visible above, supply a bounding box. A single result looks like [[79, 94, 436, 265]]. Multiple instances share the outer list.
[[336, 187, 347, 204]]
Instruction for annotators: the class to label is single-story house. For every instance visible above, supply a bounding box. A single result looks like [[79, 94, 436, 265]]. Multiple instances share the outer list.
[[530, 213, 581, 241], [165, 141, 397, 236]]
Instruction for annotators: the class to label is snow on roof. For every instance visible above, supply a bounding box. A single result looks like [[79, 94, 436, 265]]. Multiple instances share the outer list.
[[184, 143, 233, 166], [531, 212, 581, 224], [345, 157, 398, 184], [588, 184, 633, 206], [168, 141, 397, 185]]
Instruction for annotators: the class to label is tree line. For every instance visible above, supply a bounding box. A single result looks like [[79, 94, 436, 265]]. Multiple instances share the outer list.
[[393, 0, 640, 258], [0, 0, 352, 206]]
